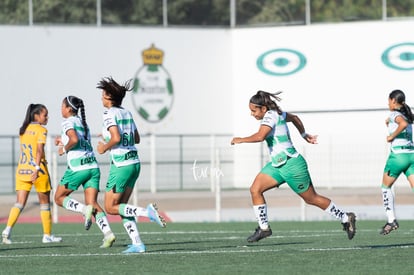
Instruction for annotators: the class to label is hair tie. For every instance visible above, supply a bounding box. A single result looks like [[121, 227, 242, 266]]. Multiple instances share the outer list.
[[66, 96, 78, 111]]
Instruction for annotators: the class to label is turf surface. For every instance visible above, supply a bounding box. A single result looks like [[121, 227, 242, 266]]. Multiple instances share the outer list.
[[1, 220, 413, 274]]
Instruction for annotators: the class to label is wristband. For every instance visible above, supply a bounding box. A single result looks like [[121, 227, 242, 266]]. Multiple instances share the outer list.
[[62, 146, 67, 154], [35, 165, 41, 171], [301, 132, 307, 138]]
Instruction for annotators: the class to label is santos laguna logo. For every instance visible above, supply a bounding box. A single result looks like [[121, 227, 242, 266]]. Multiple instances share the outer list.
[[382, 42, 414, 71], [132, 44, 174, 123], [257, 48, 307, 76]]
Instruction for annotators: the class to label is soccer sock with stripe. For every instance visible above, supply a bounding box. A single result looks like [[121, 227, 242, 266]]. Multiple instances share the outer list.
[[119, 203, 148, 217], [6, 203, 24, 229], [62, 197, 85, 213], [96, 211, 112, 235], [122, 216, 142, 245], [40, 203, 52, 236]]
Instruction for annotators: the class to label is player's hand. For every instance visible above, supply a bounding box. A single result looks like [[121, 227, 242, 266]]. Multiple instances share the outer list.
[[231, 137, 242, 145], [303, 134, 318, 144], [31, 170, 38, 183], [97, 141, 106, 154], [54, 136, 63, 146]]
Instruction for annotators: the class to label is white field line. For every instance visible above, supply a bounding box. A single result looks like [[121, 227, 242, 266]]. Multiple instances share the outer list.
[[2, 229, 414, 259], [2, 245, 414, 259]]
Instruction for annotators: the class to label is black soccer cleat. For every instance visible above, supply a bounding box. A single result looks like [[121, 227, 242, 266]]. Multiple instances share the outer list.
[[342, 212, 356, 240], [380, 220, 399, 235], [247, 226, 272, 242]]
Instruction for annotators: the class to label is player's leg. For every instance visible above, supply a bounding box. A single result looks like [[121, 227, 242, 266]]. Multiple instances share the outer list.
[[37, 191, 62, 243], [109, 164, 166, 227], [104, 189, 145, 253], [247, 165, 278, 242], [57, 169, 93, 229], [380, 172, 399, 234], [286, 155, 356, 240], [380, 153, 403, 235], [2, 187, 30, 244], [299, 185, 356, 240], [84, 170, 116, 248]]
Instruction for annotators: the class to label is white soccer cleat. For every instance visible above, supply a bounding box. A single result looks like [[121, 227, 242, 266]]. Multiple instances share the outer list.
[[42, 234, 63, 243], [2, 230, 12, 244], [83, 205, 94, 230], [100, 233, 116, 248]]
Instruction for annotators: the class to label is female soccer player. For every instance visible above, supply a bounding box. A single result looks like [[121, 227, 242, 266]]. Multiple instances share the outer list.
[[2, 104, 62, 244], [54, 96, 116, 248], [380, 89, 414, 235], [231, 90, 356, 242], [96, 76, 166, 254]]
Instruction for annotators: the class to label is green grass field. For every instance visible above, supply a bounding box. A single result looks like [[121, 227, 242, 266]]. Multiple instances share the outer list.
[[1, 220, 414, 274]]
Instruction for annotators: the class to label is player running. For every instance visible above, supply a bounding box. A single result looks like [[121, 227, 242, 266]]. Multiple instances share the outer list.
[[96, 76, 166, 254], [54, 95, 116, 248], [380, 89, 414, 235], [231, 90, 356, 242]]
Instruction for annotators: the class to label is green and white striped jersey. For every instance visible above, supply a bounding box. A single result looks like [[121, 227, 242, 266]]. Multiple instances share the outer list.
[[388, 111, 414, 154], [61, 115, 98, 172], [102, 107, 140, 167], [261, 111, 299, 167]]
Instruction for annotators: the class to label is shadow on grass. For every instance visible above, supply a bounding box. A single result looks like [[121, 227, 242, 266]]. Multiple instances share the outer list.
[[358, 243, 414, 249], [143, 239, 309, 253], [0, 244, 71, 252]]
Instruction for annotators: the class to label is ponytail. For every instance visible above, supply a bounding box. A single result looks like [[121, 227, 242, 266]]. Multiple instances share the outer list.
[[19, 104, 46, 135], [389, 89, 414, 124], [250, 90, 283, 114], [65, 96, 89, 140]]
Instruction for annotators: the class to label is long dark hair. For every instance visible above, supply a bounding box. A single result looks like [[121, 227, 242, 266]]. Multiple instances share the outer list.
[[389, 89, 414, 124], [249, 90, 283, 114], [64, 96, 89, 140], [19, 104, 47, 135], [97, 76, 133, 107]]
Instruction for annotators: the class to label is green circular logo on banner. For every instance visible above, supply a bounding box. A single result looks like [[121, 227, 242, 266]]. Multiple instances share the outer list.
[[257, 48, 307, 76], [382, 42, 414, 71]]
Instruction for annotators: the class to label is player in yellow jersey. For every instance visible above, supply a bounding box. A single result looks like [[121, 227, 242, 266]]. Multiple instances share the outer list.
[[2, 104, 62, 244]]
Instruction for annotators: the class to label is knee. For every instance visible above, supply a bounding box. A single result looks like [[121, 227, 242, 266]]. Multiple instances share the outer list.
[[250, 185, 263, 197], [54, 194, 64, 207], [14, 203, 24, 211], [104, 205, 118, 215]]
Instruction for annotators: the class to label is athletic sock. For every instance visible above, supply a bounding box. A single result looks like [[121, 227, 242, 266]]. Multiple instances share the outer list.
[[122, 217, 142, 245], [381, 186, 396, 223], [96, 212, 112, 235], [63, 197, 85, 213], [40, 203, 52, 236], [253, 204, 269, 230], [324, 201, 348, 223], [6, 203, 24, 228], [119, 203, 147, 217]]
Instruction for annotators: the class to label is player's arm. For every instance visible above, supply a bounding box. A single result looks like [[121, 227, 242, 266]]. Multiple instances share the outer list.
[[231, 125, 271, 145], [286, 112, 318, 144], [387, 115, 408, 142], [97, 125, 120, 154], [134, 129, 140, 144], [58, 129, 78, 156], [31, 142, 45, 182]]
